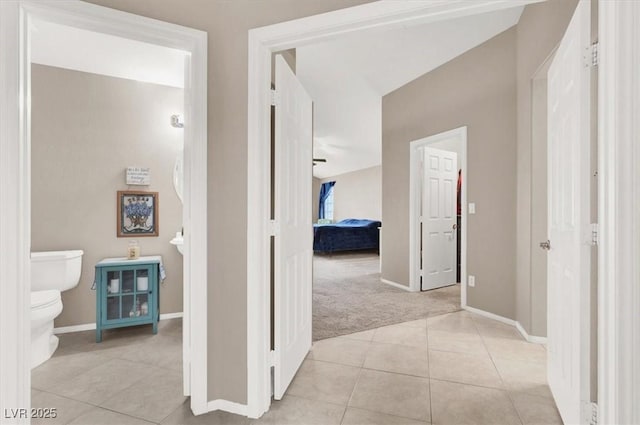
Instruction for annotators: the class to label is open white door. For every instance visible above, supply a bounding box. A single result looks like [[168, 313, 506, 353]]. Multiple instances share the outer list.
[[273, 55, 313, 399], [546, 1, 592, 423], [421, 147, 457, 291]]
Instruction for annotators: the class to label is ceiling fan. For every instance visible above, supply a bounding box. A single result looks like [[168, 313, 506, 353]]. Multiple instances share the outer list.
[[313, 158, 327, 166]]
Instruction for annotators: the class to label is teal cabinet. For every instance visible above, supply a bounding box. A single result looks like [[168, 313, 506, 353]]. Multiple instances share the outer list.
[[95, 257, 160, 342]]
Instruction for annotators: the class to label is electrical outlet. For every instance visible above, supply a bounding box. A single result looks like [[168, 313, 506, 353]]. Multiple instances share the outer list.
[[469, 203, 476, 214], [468, 275, 476, 287]]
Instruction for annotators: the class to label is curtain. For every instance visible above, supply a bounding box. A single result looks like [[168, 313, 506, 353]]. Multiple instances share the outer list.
[[318, 181, 335, 219]]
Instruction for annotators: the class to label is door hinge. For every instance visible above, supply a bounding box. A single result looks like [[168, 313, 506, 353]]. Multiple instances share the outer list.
[[585, 42, 598, 67], [269, 350, 276, 367], [270, 89, 280, 106], [269, 220, 279, 236], [591, 223, 599, 246], [582, 401, 598, 425]]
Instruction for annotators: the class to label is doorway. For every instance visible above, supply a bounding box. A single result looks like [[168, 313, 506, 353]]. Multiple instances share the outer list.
[[409, 127, 467, 298], [0, 1, 208, 415], [247, 2, 534, 418], [29, 20, 189, 421]]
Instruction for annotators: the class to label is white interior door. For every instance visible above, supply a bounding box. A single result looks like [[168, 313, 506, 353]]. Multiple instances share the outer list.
[[546, 1, 592, 423], [421, 147, 457, 291], [273, 54, 313, 399]]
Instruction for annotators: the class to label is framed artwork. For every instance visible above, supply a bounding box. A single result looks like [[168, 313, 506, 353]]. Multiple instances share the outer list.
[[117, 191, 159, 237]]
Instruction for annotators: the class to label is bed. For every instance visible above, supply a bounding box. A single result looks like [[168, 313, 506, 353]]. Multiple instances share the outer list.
[[313, 218, 381, 254]]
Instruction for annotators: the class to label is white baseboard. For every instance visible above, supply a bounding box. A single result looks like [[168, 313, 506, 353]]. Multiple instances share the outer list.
[[160, 312, 184, 320], [463, 305, 547, 345], [207, 399, 248, 417], [53, 312, 184, 334], [380, 278, 413, 292], [515, 321, 547, 345], [54, 323, 96, 334], [463, 305, 516, 326]]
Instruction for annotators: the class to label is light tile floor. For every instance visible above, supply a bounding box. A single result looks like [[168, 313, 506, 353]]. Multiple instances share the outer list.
[[32, 311, 563, 425]]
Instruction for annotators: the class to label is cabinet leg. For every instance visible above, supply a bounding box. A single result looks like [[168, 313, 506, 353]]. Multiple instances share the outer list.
[[96, 329, 102, 343], [152, 321, 158, 334]]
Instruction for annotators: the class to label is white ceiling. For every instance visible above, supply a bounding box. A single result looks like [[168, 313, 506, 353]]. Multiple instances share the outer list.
[[30, 19, 187, 88], [297, 6, 526, 179]]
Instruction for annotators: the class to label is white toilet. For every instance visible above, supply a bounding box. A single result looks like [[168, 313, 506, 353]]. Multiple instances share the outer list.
[[30, 250, 83, 368]]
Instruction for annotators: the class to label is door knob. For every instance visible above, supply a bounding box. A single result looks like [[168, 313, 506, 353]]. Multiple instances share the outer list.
[[540, 240, 551, 250], [452, 223, 458, 230]]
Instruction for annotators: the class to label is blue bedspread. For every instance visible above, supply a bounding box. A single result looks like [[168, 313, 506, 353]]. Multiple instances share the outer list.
[[313, 219, 381, 253]]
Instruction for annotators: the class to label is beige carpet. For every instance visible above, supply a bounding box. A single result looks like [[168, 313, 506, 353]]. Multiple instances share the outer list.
[[313, 251, 461, 341]]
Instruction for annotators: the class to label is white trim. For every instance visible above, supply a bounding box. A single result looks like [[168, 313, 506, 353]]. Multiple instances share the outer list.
[[54, 323, 96, 335], [160, 312, 184, 321], [53, 312, 185, 335], [380, 278, 414, 292], [247, 1, 543, 418], [464, 306, 546, 344], [463, 305, 516, 326], [515, 321, 547, 345], [408, 126, 467, 303], [207, 399, 249, 417], [598, 2, 640, 424], [0, 1, 208, 418], [0, 4, 31, 419]]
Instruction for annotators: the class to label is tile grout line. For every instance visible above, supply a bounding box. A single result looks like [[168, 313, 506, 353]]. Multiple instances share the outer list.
[[31, 387, 99, 408], [341, 353, 365, 425], [307, 355, 432, 381], [340, 325, 431, 425], [342, 405, 431, 424], [87, 404, 160, 425], [471, 316, 525, 425]]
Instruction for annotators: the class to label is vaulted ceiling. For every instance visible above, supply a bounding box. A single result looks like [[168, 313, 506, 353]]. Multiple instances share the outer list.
[[297, 6, 527, 179]]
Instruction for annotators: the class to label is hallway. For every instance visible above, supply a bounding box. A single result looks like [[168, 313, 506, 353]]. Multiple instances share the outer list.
[[30, 311, 561, 424], [273, 310, 560, 425]]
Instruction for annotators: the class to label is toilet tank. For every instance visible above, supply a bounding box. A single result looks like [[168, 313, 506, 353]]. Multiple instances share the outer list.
[[31, 250, 84, 292]]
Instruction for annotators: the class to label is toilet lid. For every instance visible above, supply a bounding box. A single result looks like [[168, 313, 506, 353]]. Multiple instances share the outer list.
[[31, 290, 61, 309]]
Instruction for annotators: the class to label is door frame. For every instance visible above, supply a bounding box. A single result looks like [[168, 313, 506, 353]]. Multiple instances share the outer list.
[[597, 1, 640, 424], [0, 0, 209, 416], [409, 127, 467, 301], [246, 1, 542, 418]]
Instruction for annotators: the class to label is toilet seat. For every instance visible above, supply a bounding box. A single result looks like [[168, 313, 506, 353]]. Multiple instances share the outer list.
[[31, 290, 61, 310]]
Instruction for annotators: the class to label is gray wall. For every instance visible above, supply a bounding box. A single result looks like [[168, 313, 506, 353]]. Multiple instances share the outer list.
[[515, 0, 578, 336], [85, 0, 373, 405], [320, 165, 381, 222], [31, 64, 184, 328], [382, 28, 518, 318]]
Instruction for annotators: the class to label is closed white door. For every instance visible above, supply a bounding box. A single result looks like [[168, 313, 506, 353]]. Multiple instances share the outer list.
[[421, 147, 457, 290], [546, 1, 592, 423], [273, 54, 313, 399]]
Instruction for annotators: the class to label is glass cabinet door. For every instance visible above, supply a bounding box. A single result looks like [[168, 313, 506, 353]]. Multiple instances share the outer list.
[[102, 266, 153, 322], [105, 270, 122, 321]]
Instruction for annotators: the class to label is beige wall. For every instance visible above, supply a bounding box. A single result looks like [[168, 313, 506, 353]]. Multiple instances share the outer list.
[[84, 0, 373, 405], [515, 0, 578, 336], [530, 77, 548, 336], [31, 64, 184, 327], [320, 165, 381, 222], [312, 177, 321, 222], [382, 28, 518, 318]]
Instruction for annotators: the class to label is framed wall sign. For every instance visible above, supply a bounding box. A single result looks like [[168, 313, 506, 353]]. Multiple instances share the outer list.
[[117, 191, 159, 237]]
